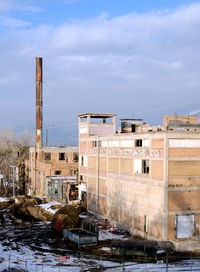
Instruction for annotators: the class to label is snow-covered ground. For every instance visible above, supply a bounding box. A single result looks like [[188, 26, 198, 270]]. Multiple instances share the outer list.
[[0, 197, 9, 202], [99, 229, 129, 241], [1, 204, 200, 271], [1, 247, 200, 272], [39, 201, 63, 214]]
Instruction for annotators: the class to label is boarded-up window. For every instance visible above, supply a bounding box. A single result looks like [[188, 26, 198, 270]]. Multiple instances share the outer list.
[[134, 159, 142, 173]]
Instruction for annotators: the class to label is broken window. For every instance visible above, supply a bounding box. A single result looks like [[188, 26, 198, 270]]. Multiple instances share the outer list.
[[142, 160, 149, 174], [135, 139, 150, 147], [93, 141, 97, 147], [59, 153, 65, 160], [69, 185, 78, 201], [73, 153, 78, 162], [54, 170, 61, 175], [135, 139, 143, 147], [44, 152, 51, 160], [93, 141, 101, 147], [55, 183, 59, 195]]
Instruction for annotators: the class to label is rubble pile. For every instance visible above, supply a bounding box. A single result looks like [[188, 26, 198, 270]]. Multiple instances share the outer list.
[[51, 205, 80, 232], [9, 196, 54, 221]]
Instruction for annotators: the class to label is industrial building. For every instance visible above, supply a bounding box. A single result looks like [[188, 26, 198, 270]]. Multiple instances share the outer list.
[[78, 113, 200, 241], [25, 146, 79, 202]]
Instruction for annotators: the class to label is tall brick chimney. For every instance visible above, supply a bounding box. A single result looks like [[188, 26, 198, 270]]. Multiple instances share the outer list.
[[36, 57, 43, 148]]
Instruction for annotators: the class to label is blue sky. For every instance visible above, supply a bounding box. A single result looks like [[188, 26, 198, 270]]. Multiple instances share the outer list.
[[0, 0, 200, 145]]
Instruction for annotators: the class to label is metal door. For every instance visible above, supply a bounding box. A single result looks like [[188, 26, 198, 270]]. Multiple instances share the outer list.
[[176, 215, 194, 238]]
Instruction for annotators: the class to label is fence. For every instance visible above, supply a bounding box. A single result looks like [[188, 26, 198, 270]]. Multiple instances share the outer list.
[[4, 252, 200, 272]]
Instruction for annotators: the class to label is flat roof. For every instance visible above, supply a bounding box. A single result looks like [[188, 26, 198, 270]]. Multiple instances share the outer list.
[[48, 176, 77, 180], [78, 113, 117, 118], [120, 119, 143, 121]]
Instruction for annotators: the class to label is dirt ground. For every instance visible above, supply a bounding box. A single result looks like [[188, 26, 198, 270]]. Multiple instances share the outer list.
[[0, 202, 200, 270]]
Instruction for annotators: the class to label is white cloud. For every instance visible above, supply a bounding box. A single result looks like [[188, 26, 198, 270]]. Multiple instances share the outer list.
[[0, 16, 31, 28], [188, 109, 200, 115], [1, 3, 200, 143], [0, 0, 43, 13]]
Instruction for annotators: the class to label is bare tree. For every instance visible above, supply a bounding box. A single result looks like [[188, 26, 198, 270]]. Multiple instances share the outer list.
[[0, 128, 34, 196]]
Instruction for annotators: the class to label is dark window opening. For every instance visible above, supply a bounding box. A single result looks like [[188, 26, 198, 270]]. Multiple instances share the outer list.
[[69, 185, 78, 201], [80, 175, 83, 181], [142, 160, 149, 174], [59, 153, 65, 160], [55, 184, 59, 195], [44, 152, 51, 160], [54, 170, 61, 175], [136, 139, 143, 147], [73, 153, 78, 162], [74, 170, 78, 175], [131, 124, 136, 132], [93, 141, 97, 147], [93, 141, 101, 147], [81, 156, 84, 166]]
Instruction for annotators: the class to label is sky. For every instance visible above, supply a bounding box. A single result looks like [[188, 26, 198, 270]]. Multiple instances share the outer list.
[[0, 0, 200, 145]]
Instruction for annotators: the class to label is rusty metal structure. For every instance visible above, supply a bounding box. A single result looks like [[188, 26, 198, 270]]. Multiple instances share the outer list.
[[36, 57, 43, 148]]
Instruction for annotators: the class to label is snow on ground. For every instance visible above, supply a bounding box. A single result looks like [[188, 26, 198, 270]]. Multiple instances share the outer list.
[[100, 247, 110, 252], [0, 197, 9, 202], [2, 250, 200, 272], [98, 229, 129, 241], [39, 201, 63, 214]]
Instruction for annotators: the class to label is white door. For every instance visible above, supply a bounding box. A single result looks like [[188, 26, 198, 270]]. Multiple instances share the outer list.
[[176, 215, 194, 238]]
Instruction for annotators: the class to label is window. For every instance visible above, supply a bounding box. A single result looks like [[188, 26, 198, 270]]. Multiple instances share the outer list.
[[135, 139, 150, 147], [135, 139, 142, 147], [93, 141, 101, 147], [81, 156, 84, 166], [74, 170, 78, 175], [80, 175, 83, 181], [144, 215, 148, 233], [134, 159, 149, 174], [73, 153, 78, 162], [44, 152, 51, 160], [142, 160, 149, 174], [59, 153, 65, 160], [54, 170, 61, 175], [134, 159, 142, 174], [93, 141, 97, 147], [80, 156, 87, 167]]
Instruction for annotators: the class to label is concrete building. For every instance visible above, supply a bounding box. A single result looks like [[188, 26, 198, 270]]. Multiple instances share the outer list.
[[25, 146, 79, 202], [78, 113, 200, 241]]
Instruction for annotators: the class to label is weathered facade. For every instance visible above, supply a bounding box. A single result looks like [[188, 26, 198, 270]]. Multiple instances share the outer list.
[[25, 146, 78, 200], [78, 113, 200, 241]]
